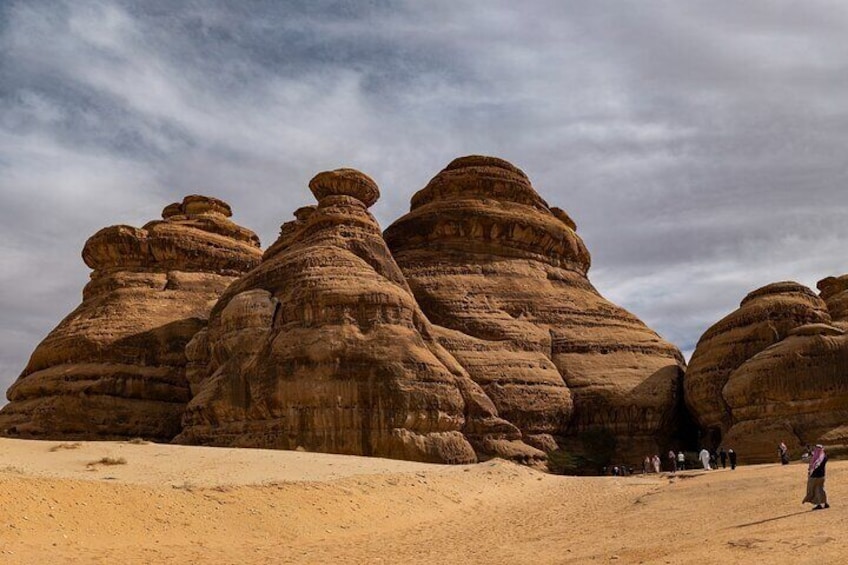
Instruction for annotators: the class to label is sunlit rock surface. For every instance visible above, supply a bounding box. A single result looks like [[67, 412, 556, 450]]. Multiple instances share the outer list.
[[385, 156, 686, 460], [0, 196, 261, 441], [177, 169, 540, 464]]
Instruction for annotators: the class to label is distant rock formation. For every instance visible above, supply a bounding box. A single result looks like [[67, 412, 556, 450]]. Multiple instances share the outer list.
[[0, 196, 261, 441], [176, 169, 541, 464], [684, 282, 830, 444], [384, 156, 686, 461], [685, 278, 848, 462]]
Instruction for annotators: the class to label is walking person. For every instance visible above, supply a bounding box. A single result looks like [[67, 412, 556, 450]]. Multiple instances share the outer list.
[[699, 447, 711, 470], [677, 451, 686, 471], [802, 444, 830, 511], [778, 441, 790, 465], [719, 447, 727, 469], [652, 454, 661, 474], [668, 450, 677, 472], [728, 448, 737, 470]]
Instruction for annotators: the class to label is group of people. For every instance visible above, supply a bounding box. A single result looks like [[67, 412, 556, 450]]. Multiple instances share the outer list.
[[697, 447, 737, 470], [641, 454, 663, 474], [625, 440, 832, 513], [660, 448, 737, 472]]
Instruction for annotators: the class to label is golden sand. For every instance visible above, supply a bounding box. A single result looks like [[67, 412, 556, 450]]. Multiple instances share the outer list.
[[0, 438, 843, 564]]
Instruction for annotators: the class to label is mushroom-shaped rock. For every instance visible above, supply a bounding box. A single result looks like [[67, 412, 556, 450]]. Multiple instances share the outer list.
[[0, 196, 262, 441], [309, 168, 380, 208], [683, 281, 830, 445], [384, 155, 685, 462], [177, 169, 536, 464]]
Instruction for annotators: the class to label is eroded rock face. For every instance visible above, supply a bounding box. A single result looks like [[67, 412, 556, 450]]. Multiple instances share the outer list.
[[721, 322, 848, 462], [384, 156, 686, 460], [177, 169, 539, 464], [683, 282, 830, 445], [818, 275, 848, 324], [0, 196, 261, 441]]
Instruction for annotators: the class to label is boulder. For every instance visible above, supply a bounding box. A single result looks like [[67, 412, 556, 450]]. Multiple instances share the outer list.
[[176, 169, 538, 464], [0, 196, 261, 441], [384, 155, 685, 461], [683, 282, 830, 445], [818, 275, 848, 324]]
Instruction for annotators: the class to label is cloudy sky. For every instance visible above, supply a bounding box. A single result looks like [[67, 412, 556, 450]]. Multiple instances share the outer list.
[[2, 0, 847, 395]]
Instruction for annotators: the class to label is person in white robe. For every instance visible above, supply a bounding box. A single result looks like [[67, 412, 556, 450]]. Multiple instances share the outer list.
[[699, 448, 711, 470]]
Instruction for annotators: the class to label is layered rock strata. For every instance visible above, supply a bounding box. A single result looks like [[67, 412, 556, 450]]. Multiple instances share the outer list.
[[384, 156, 686, 460], [721, 322, 848, 461], [0, 196, 261, 441], [688, 277, 848, 462], [683, 282, 830, 447], [177, 169, 539, 464]]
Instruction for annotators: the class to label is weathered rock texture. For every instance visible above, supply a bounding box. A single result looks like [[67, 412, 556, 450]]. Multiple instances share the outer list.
[[818, 275, 848, 325], [684, 282, 830, 444], [177, 169, 540, 465], [686, 278, 848, 462], [0, 196, 261, 441], [384, 156, 686, 461]]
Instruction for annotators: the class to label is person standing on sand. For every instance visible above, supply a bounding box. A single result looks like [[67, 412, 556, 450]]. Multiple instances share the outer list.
[[699, 448, 711, 470], [677, 451, 686, 471], [719, 448, 727, 469], [668, 450, 677, 472], [643, 456, 651, 474], [778, 442, 790, 465], [652, 454, 661, 474], [728, 448, 737, 470], [802, 444, 829, 511]]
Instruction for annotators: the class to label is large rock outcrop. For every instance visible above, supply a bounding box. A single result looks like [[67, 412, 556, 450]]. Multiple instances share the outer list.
[[384, 156, 686, 461], [683, 282, 830, 447], [721, 321, 848, 462], [0, 196, 261, 441], [177, 169, 539, 464]]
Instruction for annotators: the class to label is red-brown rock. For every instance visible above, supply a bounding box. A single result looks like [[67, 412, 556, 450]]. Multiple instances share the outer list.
[[818, 275, 848, 324], [177, 170, 540, 464], [721, 321, 848, 462], [384, 156, 686, 460], [683, 282, 830, 446], [0, 196, 261, 441], [687, 275, 848, 462]]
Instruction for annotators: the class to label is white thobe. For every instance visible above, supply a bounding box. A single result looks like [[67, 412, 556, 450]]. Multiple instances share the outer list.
[[699, 449, 711, 470]]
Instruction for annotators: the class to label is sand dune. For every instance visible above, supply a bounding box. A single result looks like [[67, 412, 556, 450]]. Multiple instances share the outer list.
[[0, 438, 843, 564]]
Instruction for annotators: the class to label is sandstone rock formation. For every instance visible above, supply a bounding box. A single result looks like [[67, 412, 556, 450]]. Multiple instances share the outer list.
[[384, 156, 686, 461], [683, 282, 831, 447], [0, 196, 261, 441], [177, 169, 541, 464], [818, 275, 848, 325], [685, 277, 848, 462]]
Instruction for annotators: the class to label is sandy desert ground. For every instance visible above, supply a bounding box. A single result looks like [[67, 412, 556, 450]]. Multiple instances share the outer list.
[[0, 438, 845, 564]]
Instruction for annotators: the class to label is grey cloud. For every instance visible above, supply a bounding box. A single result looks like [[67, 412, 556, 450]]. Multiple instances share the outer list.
[[2, 0, 848, 396]]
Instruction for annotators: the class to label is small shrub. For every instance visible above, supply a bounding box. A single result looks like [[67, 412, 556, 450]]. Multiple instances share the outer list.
[[49, 442, 82, 452], [88, 457, 127, 467], [126, 438, 149, 445]]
